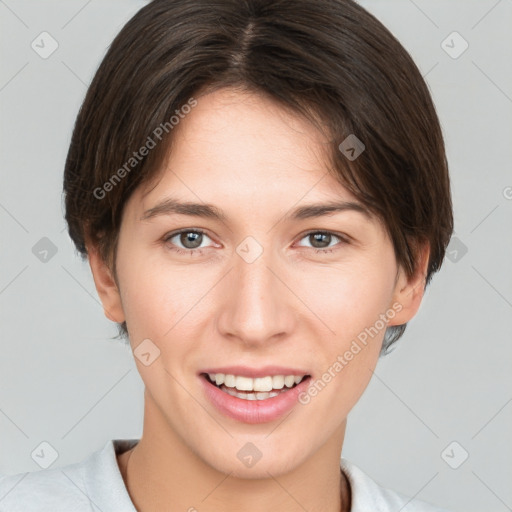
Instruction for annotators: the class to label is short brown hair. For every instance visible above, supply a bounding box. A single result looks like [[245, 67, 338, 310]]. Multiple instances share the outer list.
[[63, 0, 453, 353]]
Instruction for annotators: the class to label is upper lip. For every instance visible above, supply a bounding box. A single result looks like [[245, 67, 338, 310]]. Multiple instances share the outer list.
[[199, 365, 311, 378]]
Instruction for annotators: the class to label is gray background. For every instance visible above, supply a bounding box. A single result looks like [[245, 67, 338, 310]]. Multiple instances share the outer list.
[[0, 1, 511, 511]]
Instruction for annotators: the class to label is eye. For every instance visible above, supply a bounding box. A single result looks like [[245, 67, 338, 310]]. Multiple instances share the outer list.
[[296, 230, 348, 253], [162, 228, 349, 257], [163, 229, 214, 255]]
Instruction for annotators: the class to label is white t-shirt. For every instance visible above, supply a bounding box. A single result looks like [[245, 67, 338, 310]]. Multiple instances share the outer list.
[[0, 439, 451, 511]]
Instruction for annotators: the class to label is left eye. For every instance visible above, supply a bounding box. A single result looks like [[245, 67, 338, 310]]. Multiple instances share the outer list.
[[296, 231, 344, 250]]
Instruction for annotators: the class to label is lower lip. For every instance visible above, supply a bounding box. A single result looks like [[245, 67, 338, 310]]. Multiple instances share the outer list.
[[199, 374, 312, 424]]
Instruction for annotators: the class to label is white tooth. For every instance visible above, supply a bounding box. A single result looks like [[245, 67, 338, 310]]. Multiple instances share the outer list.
[[284, 375, 295, 388], [272, 375, 285, 389], [215, 373, 306, 393], [255, 391, 271, 400], [225, 386, 237, 396], [254, 376, 273, 392], [235, 375, 254, 391], [224, 374, 236, 387], [245, 393, 257, 400], [269, 391, 279, 398]]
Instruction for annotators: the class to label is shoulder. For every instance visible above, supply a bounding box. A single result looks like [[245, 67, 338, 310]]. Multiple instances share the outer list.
[[341, 458, 452, 512], [0, 439, 138, 512], [0, 457, 94, 511]]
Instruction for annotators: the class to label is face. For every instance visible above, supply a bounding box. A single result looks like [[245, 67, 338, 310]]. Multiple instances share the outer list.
[[92, 87, 425, 478]]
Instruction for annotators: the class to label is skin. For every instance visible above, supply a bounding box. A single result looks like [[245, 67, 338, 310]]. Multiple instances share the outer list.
[[88, 87, 429, 512]]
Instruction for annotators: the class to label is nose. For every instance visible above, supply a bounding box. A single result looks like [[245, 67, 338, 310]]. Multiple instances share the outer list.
[[216, 240, 296, 347]]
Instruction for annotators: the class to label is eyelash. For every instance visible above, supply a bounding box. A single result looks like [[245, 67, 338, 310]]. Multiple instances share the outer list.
[[162, 228, 349, 257]]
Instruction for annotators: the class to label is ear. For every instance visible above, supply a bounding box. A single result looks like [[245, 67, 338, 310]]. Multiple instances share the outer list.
[[387, 240, 430, 327], [86, 241, 125, 324]]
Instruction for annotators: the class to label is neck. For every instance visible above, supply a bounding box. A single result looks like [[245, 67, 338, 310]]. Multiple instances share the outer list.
[[119, 392, 351, 512]]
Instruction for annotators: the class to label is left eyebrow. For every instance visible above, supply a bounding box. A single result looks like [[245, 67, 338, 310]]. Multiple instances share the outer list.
[[287, 200, 373, 221], [140, 196, 373, 222]]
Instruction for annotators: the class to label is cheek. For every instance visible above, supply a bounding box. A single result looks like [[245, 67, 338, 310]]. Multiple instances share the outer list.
[[299, 257, 397, 413], [297, 257, 396, 343], [115, 243, 215, 343], [114, 241, 176, 339]]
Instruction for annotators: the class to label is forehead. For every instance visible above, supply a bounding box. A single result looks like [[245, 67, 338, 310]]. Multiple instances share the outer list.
[[125, 88, 379, 230], [166, 88, 328, 177]]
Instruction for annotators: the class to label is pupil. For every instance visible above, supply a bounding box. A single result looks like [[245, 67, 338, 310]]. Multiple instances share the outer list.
[[311, 232, 330, 248], [181, 232, 202, 249]]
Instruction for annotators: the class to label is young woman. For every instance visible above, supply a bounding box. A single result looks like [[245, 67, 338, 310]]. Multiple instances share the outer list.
[[0, 0, 453, 510]]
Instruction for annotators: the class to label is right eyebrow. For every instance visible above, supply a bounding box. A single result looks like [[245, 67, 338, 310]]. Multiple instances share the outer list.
[[141, 197, 227, 222]]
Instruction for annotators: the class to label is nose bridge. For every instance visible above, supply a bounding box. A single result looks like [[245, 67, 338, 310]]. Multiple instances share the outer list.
[[217, 236, 293, 344]]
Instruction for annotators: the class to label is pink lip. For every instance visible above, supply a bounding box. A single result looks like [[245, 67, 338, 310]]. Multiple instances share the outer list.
[[199, 365, 310, 378], [199, 373, 312, 424]]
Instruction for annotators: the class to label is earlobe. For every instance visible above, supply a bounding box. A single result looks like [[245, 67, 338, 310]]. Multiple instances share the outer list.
[[87, 242, 125, 324], [388, 241, 430, 327]]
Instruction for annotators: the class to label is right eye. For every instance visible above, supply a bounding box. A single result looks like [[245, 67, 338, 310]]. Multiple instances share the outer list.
[[162, 229, 215, 255]]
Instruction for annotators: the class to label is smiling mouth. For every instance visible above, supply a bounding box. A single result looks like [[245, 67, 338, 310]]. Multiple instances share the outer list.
[[201, 373, 311, 401]]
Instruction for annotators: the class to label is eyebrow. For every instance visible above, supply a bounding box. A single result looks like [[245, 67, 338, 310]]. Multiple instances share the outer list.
[[140, 196, 373, 222]]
